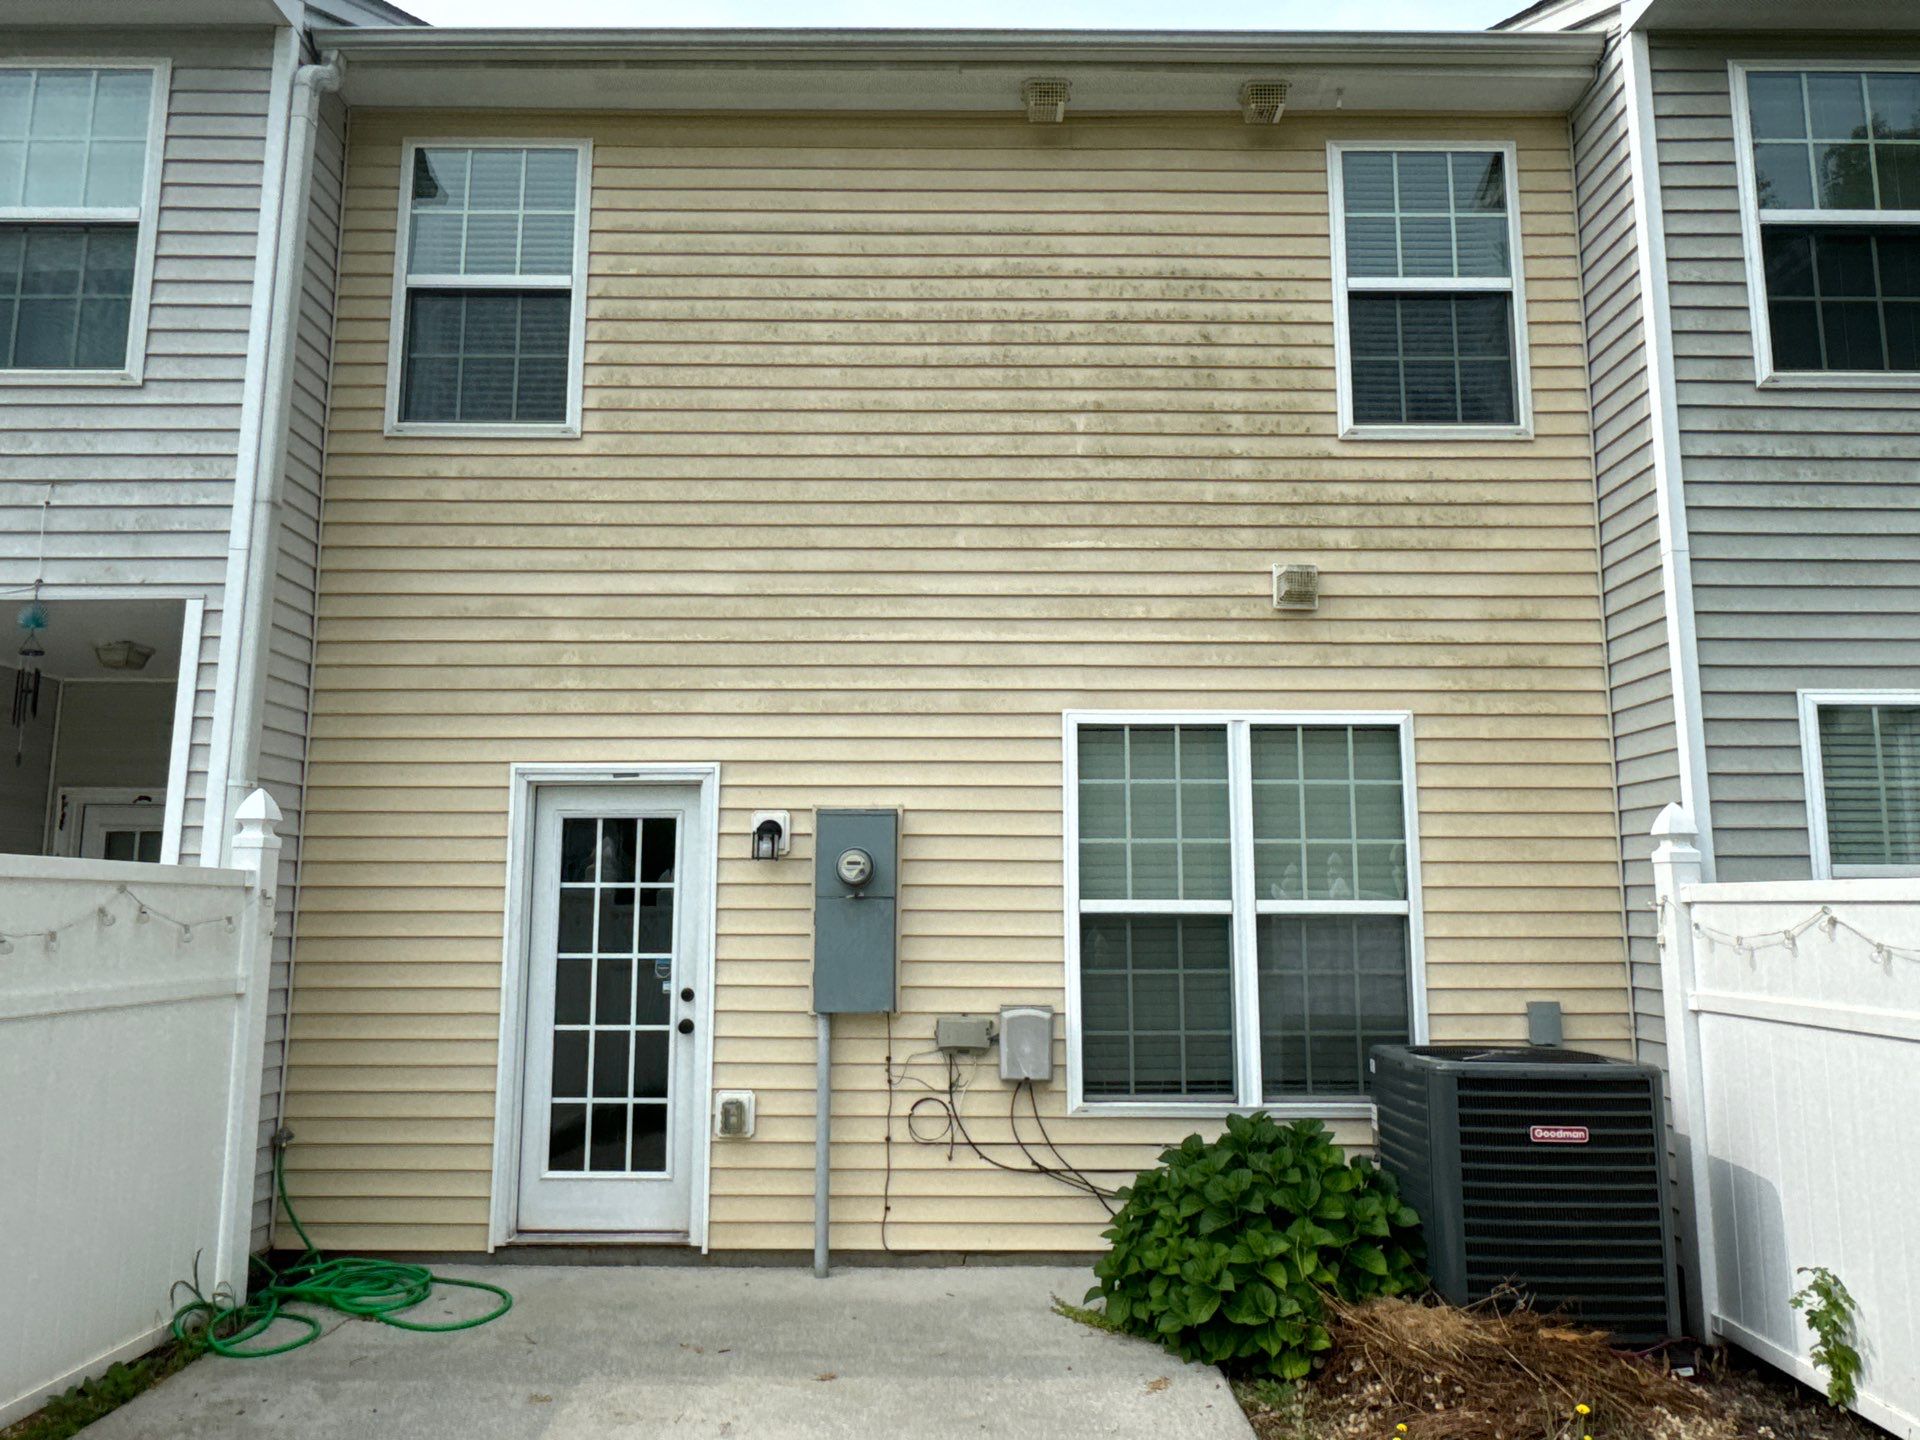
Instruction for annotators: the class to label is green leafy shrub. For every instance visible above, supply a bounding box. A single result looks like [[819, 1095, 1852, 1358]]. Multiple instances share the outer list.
[[1791, 1265, 1862, 1408], [1086, 1113, 1425, 1379]]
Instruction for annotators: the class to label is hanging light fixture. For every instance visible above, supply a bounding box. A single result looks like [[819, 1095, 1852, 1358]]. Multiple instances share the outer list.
[[93, 639, 155, 672]]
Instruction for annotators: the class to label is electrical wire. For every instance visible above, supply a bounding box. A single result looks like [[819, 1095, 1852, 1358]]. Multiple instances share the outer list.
[[895, 1047, 1128, 1216], [170, 1138, 512, 1358]]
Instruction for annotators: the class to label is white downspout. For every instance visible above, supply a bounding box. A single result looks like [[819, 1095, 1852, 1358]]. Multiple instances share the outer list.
[[206, 48, 344, 865], [1625, 27, 1716, 879]]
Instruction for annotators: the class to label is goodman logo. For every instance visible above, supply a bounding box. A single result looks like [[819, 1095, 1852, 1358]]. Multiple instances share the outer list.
[[1529, 1125, 1591, 1145]]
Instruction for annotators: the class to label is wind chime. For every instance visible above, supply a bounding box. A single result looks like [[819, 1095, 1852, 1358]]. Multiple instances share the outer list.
[[12, 596, 45, 767]]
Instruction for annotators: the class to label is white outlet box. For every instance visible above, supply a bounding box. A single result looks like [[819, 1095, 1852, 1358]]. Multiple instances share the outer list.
[[714, 1090, 756, 1138]]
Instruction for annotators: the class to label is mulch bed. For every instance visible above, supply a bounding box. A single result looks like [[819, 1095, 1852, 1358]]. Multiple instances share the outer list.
[[1233, 1297, 1887, 1440]]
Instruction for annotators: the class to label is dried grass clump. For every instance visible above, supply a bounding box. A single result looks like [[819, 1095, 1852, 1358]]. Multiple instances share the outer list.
[[1312, 1294, 1736, 1440]]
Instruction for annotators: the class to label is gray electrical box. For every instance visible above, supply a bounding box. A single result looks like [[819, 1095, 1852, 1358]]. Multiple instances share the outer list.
[[999, 1005, 1055, 1082], [812, 808, 900, 1014]]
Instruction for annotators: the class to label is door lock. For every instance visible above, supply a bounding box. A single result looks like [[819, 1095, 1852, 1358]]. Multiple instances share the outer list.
[[677, 1018, 695, 1035], [680, 987, 695, 1002]]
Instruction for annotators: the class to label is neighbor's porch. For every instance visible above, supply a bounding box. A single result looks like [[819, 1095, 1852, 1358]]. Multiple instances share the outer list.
[[3, 595, 197, 864]]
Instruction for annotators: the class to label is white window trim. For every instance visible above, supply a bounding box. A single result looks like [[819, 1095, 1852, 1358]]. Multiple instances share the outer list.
[[1061, 709, 1428, 1119], [0, 58, 169, 388], [1797, 689, 1920, 880], [384, 137, 592, 438], [1327, 139, 1533, 442], [1729, 59, 1920, 391]]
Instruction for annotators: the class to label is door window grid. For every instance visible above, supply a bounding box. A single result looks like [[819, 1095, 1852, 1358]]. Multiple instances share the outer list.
[[394, 141, 584, 428], [0, 66, 158, 375], [1815, 703, 1920, 870], [548, 815, 677, 1176], [1070, 717, 1417, 1107], [1740, 67, 1920, 376]]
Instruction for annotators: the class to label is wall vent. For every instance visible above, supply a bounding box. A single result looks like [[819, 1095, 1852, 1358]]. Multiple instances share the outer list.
[[1272, 562, 1319, 611], [1239, 80, 1289, 125], [1021, 77, 1072, 123]]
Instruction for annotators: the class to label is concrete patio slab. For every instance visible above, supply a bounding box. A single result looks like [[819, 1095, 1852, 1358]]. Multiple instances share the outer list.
[[87, 1265, 1254, 1439]]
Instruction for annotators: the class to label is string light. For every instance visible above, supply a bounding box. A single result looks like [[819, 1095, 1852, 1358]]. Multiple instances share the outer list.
[[1656, 897, 1920, 966], [0, 883, 245, 956]]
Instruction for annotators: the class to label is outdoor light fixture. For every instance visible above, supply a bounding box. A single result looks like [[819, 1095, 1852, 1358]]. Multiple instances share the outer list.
[[1240, 79, 1289, 124], [1021, 77, 1071, 123], [93, 639, 156, 672], [749, 810, 792, 860]]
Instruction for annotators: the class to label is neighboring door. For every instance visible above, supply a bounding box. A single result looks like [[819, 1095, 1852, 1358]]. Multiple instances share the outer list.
[[70, 796, 168, 862], [516, 783, 709, 1236]]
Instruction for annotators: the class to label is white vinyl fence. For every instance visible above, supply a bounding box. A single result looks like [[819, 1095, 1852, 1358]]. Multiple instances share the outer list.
[[1652, 805, 1920, 1439], [0, 792, 281, 1427]]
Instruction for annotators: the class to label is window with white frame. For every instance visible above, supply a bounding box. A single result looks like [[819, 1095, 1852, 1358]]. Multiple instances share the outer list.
[[1329, 143, 1528, 434], [1068, 715, 1419, 1108], [391, 141, 588, 430], [1803, 695, 1920, 875], [0, 64, 164, 376], [1737, 67, 1920, 376]]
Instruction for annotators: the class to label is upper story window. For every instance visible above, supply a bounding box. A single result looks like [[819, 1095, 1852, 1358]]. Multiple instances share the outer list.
[[1801, 693, 1920, 878], [1328, 142, 1531, 439], [0, 64, 166, 381], [388, 140, 590, 435], [1735, 66, 1920, 381], [1066, 714, 1422, 1113]]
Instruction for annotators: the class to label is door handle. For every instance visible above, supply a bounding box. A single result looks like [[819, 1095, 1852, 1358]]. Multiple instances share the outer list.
[[680, 987, 694, 1003], [677, 1018, 695, 1035]]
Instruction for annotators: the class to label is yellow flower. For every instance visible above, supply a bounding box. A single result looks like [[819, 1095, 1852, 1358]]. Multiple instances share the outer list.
[[1575, 1404, 1592, 1416], [1395, 1428, 1408, 1436]]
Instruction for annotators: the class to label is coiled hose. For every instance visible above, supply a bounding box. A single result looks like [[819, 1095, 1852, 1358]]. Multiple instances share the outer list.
[[171, 1139, 512, 1358]]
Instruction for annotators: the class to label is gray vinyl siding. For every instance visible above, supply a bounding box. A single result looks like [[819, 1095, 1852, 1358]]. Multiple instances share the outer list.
[[1650, 36, 1920, 881], [254, 87, 347, 1244], [1570, 30, 1681, 1066], [0, 27, 297, 1250], [0, 29, 280, 869]]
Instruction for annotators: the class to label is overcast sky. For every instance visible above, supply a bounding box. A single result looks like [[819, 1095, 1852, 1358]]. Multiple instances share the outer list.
[[402, 0, 1519, 29]]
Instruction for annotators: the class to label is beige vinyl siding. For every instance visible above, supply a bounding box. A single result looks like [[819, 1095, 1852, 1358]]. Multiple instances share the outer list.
[[288, 110, 1627, 1255]]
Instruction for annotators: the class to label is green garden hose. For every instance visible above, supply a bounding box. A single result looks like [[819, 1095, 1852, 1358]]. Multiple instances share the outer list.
[[170, 1141, 512, 1358]]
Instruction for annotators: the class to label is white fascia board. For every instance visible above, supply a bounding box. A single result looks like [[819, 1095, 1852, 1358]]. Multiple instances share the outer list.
[[313, 27, 1606, 115]]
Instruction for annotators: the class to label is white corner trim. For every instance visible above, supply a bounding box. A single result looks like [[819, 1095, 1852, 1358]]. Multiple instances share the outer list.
[[202, 27, 301, 867], [1626, 29, 1716, 878], [488, 762, 722, 1252], [1059, 710, 1426, 1117], [1326, 138, 1534, 441], [159, 595, 203, 865], [1796, 689, 1920, 882], [383, 137, 593, 438]]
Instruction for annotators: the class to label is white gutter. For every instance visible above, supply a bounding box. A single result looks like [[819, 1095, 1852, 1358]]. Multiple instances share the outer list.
[[1624, 28, 1715, 877], [203, 42, 344, 864]]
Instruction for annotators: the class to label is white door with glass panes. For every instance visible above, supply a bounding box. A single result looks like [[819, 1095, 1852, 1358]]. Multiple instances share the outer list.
[[517, 783, 709, 1235], [62, 794, 168, 862]]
